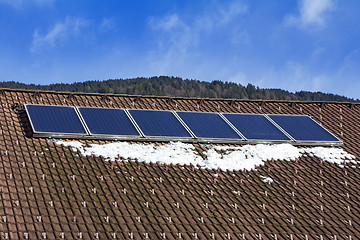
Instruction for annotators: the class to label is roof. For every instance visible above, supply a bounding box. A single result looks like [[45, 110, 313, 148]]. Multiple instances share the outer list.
[[1, 87, 359, 239]]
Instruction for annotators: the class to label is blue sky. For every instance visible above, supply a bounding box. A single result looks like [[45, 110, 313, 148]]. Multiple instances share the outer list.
[[0, 0, 359, 99]]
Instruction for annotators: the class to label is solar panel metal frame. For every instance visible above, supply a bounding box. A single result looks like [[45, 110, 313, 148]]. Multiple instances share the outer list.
[[175, 111, 244, 143], [266, 114, 342, 146], [220, 113, 293, 144], [25, 104, 89, 138], [127, 109, 195, 142], [76, 107, 143, 140]]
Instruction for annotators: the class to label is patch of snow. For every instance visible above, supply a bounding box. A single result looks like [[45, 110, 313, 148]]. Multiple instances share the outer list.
[[53, 140, 355, 171], [205, 144, 302, 171], [59, 140, 84, 150], [261, 176, 273, 183], [56, 140, 204, 166], [303, 147, 355, 166]]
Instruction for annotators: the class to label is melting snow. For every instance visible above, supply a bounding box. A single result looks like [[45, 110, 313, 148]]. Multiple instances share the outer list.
[[261, 176, 273, 183], [54, 140, 355, 171], [303, 147, 355, 166]]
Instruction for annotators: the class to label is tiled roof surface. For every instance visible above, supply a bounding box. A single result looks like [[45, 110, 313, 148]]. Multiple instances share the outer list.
[[0, 88, 359, 239]]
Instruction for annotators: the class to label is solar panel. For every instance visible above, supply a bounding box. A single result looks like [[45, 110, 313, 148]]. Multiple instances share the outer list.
[[268, 115, 340, 142], [127, 109, 193, 138], [77, 107, 140, 137], [176, 111, 242, 140], [222, 113, 291, 141], [25, 104, 87, 136]]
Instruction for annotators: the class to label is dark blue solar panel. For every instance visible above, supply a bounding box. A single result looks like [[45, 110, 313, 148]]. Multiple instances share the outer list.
[[176, 111, 242, 139], [78, 107, 140, 136], [25, 104, 87, 135], [268, 115, 340, 142], [128, 109, 192, 138], [223, 113, 291, 141]]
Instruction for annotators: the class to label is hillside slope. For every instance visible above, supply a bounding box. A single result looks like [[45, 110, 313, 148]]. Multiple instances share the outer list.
[[0, 76, 357, 102]]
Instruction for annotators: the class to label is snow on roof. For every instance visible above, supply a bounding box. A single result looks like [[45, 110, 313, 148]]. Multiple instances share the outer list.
[[261, 176, 274, 183], [55, 140, 355, 171]]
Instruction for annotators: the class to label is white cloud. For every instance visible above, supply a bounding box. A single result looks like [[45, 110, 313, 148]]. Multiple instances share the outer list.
[[228, 72, 247, 85], [99, 18, 116, 33], [147, 14, 196, 74], [280, 61, 315, 91], [334, 49, 360, 98], [219, 1, 248, 25], [231, 29, 250, 45], [340, 49, 360, 73], [285, 0, 335, 30], [149, 13, 194, 51], [150, 14, 182, 31], [194, 1, 247, 32], [30, 16, 89, 53], [147, 0, 248, 76], [255, 61, 330, 93], [0, 0, 54, 8]]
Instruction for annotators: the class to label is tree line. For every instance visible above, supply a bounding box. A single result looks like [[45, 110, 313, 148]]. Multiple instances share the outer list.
[[0, 76, 357, 102]]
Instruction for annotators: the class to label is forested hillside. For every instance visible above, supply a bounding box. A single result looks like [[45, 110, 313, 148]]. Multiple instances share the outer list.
[[0, 76, 357, 102]]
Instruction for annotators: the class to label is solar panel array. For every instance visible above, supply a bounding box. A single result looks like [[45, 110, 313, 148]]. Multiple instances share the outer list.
[[25, 104, 341, 145]]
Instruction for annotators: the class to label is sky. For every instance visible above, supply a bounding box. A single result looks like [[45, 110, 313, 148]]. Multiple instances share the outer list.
[[0, 0, 359, 99]]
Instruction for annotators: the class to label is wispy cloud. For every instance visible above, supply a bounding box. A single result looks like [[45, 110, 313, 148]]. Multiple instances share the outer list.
[[231, 28, 250, 45], [255, 61, 333, 95], [99, 18, 116, 33], [228, 72, 247, 85], [147, 0, 248, 76], [30, 16, 89, 53], [335, 49, 360, 97], [148, 0, 248, 47], [219, 1, 248, 25], [194, 1, 247, 33], [149, 13, 193, 52], [150, 14, 182, 31], [285, 0, 335, 30], [147, 13, 193, 74], [0, 0, 54, 9]]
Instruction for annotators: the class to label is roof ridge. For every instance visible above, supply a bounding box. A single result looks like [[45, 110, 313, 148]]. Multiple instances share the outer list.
[[0, 87, 358, 106]]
